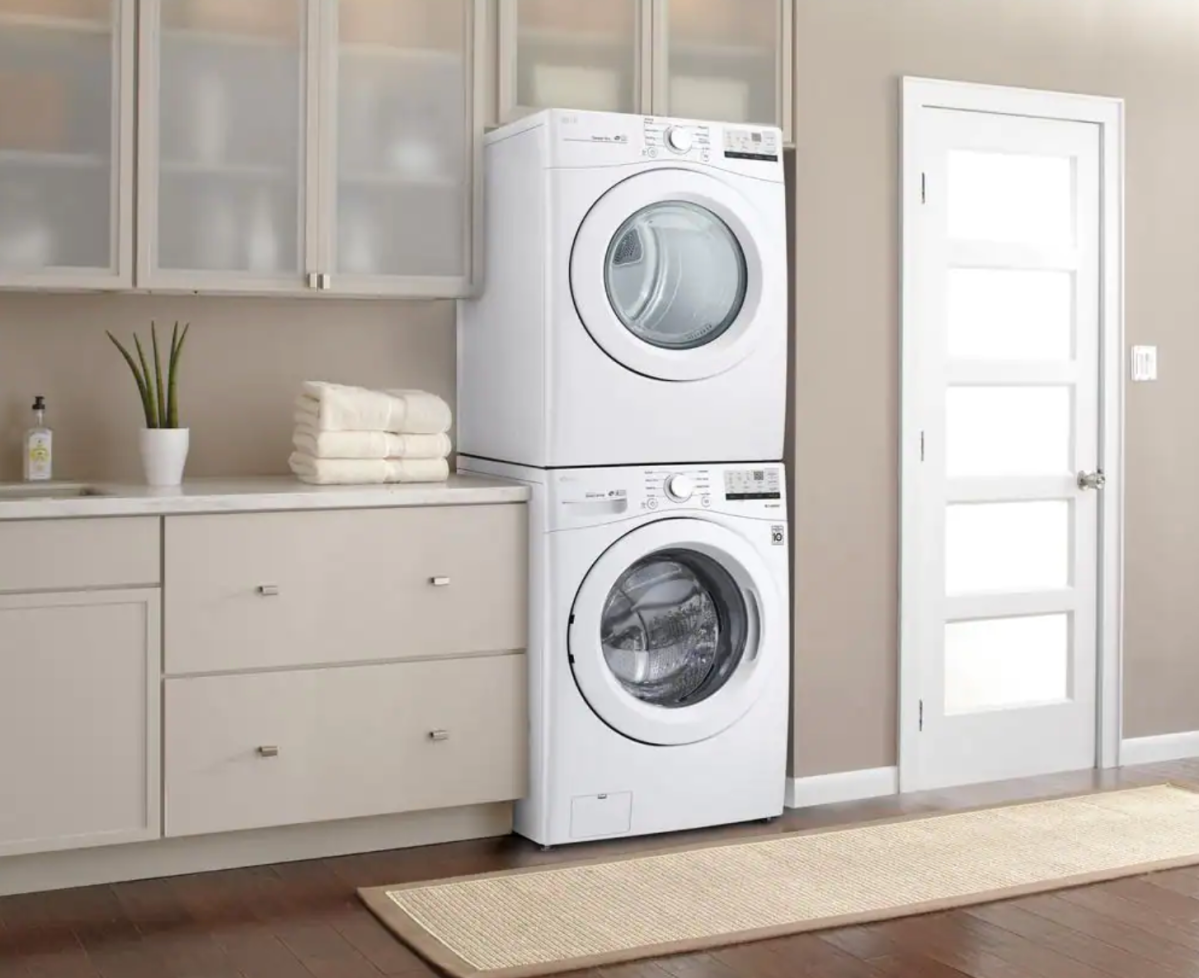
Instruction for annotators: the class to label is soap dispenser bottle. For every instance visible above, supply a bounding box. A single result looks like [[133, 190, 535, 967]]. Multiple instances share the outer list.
[[23, 395, 52, 482]]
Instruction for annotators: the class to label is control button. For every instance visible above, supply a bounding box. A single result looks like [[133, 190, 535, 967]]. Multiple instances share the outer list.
[[664, 473, 695, 502], [701, 495, 711, 508], [665, 126, 693, 153], [647, 147, 658, 158], [647, 497, 658, 510]]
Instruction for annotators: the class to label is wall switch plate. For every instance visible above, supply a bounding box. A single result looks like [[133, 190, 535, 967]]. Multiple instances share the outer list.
[[1131, 345, 1158, 382]]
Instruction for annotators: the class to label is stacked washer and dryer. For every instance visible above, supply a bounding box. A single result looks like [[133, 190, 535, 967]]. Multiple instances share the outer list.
[[458, 109, 789, 848]]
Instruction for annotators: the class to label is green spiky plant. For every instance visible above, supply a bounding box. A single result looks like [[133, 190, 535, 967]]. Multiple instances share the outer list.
[[106, 321, 191, 428]]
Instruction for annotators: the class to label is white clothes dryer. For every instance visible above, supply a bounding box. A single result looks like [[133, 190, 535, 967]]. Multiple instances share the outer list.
[[460, 456, 790, 846], [458, 109, 788, 469]]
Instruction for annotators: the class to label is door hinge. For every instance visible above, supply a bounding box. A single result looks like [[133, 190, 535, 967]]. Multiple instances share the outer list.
[[921, 172, 927, 204], [919, 699, 924, 732], [920, 431, 925, 462]]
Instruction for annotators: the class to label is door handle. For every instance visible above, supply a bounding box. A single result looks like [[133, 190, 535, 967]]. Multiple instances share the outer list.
[[1077, 470, 1106, 491], [256, 584, 280, 596]]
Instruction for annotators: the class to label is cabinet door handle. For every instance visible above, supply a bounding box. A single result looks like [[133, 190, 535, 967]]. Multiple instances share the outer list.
[[256, 745, 280, 758], [320, 273, 332, 291], [428, 729, 449, 742], [256, 584, 280, 596], [306, 272, 320, 290], [430, 576, 451, 587]]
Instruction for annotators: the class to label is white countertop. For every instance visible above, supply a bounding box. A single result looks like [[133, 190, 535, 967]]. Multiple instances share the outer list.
[[0, 474, 529, 521]]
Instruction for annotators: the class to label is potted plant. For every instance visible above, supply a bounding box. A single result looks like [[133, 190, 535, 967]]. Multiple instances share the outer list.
[[107, 321, 191, 487]]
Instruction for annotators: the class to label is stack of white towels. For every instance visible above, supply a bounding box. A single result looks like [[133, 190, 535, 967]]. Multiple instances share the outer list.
[[288, 381, 453, 485]]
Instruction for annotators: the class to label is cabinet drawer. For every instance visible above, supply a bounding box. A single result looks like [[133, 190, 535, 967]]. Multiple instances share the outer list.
[[0, 518, 160, 592], [164, 505, 526, 674], [164, 654, 527, 837]]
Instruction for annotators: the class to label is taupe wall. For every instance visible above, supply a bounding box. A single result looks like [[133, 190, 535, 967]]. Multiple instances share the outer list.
[[791, 0, 1199, 776], [0, 294, 454, 483]]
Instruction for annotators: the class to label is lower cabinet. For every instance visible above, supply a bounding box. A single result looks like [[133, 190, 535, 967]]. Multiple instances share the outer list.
[[164, 653, 527, 837], [0, 589, 161, 857]]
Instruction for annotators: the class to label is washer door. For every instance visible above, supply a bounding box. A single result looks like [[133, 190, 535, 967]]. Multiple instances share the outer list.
[[569, 519, 782, 746], [570, 169, 773, 382]]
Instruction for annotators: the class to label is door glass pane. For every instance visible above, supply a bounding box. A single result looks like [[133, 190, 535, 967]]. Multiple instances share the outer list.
[[946, 387, 1071, 477], [335, 0, 466, 278], [946, 501, 1069, 594], [157, 0, 303, 274], [665, 0, 778, 126], [947, 269, 1074, 361], [0, 0, 115, 272], [947, 150, 1074, 247], [515, 0, 640, 114], [599, 549, 747, 708], [605, 202, 747, 349], [945, 614, 1069, 714]]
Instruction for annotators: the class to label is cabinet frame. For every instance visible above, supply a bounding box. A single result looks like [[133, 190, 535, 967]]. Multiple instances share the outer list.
[[0, 0, 136, 291], [496, 0, 654, 123], [136, 0, 485, 298], [0, 587, 161, 858]]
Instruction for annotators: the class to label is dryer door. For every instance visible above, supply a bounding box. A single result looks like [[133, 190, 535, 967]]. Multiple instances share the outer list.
[[570, 169, 781, 382], [568, 518, 783, 746]]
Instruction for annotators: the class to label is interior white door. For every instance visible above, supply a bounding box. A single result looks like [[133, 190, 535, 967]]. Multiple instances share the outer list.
[[910, 107, 1103, 790]]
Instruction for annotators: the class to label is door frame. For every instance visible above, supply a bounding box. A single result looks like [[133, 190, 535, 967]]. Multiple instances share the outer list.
[[898, 77, 1126, 792]]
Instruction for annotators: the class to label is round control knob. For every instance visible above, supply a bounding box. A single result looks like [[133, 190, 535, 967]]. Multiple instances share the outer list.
[[664, 473, 695, 502], [665, 126, 693, 153]]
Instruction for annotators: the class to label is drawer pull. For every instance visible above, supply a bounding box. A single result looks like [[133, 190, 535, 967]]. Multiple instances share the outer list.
[[256, 745, 280, 758], [256, 584, 280, 597], [428, 729, 450, 742], [429, 576, 451, 587]]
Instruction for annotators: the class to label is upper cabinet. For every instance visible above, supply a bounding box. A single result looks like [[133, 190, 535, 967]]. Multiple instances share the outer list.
[[496, 0, 793, 143], [656, 0, 790, 136], [0, 0, 135, 289], [137, 0, 483, 297], [498, 0, 650, 118]]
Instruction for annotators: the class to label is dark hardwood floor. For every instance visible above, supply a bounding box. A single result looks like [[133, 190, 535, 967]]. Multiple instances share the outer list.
[[4, 758, 1199, 978]]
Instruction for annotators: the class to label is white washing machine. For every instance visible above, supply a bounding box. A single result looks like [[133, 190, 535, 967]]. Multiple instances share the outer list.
[[458, 109, 788, 469], [460, 456, 790, 846]]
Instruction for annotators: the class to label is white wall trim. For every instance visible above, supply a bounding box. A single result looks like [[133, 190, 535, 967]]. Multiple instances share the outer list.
[[1120, 732, 1199, 768], [899, 77, 1126, 792], [785, 767, 899, 809]]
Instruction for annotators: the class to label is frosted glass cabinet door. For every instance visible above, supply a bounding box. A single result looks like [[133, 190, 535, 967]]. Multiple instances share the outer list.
[[324, 0, 479, 291], [498, 0, 648, 121], [138, 0, 310, 290], [0, 0, 134, 288], [657, 0, 790, 138]]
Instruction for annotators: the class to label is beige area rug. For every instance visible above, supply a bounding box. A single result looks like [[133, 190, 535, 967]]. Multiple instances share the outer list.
[[360, 783, 1199, 978]]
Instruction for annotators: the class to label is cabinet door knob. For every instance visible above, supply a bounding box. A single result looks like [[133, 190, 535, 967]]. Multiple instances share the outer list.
[[256, 584, 280, 596], [256, 745, 280, 758], [428, 729, 449, 742], [429, 576, 451, 587]]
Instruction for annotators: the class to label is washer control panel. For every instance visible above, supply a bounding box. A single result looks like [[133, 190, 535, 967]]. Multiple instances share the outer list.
[[550, 464, 786, 529]]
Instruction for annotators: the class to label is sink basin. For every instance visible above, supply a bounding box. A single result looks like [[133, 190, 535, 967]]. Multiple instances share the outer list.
[[0, 482, 109, 500]]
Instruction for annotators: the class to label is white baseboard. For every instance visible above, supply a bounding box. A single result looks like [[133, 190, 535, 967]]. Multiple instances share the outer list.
[[785, 766, 899, 809], [1120, 731, 1199, 767], [0, 803, 512, 897]]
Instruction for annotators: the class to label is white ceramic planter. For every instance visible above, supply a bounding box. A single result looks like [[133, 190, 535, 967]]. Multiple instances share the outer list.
[[139, 428, 190, 488]]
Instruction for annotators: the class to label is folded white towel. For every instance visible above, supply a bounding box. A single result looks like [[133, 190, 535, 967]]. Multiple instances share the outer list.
[[292, 428, 451, 460], [296, 382, 451, 435], [288, 452, 450, 486]]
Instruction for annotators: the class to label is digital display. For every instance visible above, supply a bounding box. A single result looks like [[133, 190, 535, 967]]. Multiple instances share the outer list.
[[724, 468, 782, 501]]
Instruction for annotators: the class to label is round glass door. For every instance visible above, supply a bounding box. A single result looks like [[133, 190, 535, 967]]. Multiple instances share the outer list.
[[569, 518, 781, 746], [600, 549, 748, 707], [604, 203, 748, 351]]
